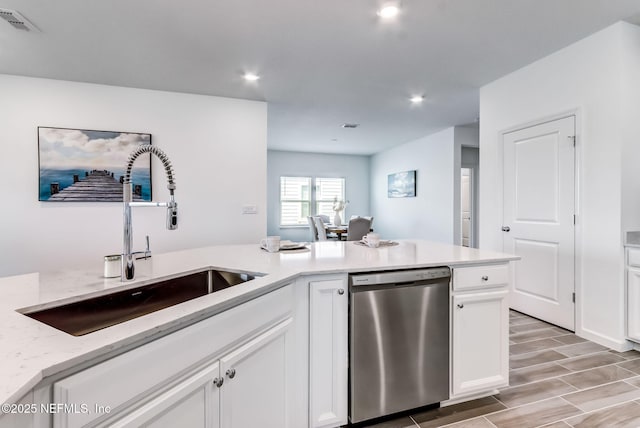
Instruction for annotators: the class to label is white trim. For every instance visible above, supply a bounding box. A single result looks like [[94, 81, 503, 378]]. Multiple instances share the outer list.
[[573, 110, 584, 340], [500, 109, 579, 136], [440, 389, 498, 407], [499, 108, 582, 334], [459, 166, 476, 248], [579, 326, 632, 352]]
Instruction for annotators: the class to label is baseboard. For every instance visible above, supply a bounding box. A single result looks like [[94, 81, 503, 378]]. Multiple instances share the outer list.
[[578, 327, 632, 352], [441, 389, 499, 407]]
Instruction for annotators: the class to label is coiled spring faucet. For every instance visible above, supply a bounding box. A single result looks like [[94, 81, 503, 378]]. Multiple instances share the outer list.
[[122, 145, 178, 281]]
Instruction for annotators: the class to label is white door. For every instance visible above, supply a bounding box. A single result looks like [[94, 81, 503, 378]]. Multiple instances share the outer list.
[[461, 168, 472, 247], [503, 116, 575, 330], [219, 318, 293, 428], [108, 362, 220, 428], [452, 290, 509, 397], [309, 278, 348, 428]]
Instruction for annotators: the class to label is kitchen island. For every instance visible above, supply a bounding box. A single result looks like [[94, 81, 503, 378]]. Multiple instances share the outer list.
[[0, 240, 518, 428]]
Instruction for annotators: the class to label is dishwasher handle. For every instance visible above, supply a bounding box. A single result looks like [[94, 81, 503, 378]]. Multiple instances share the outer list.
[[350, 267, 451, 287], [350, 279, 449, 294]]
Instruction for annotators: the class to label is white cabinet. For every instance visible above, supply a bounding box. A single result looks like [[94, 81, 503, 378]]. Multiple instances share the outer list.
[[627, 265, 640, 342], [451, 264, 509, 399], [453, 264, 510, 291], [220, 318, 293, 428], [627, 248, 640, 342], [53, 284, 296, 428], [308, 276, 348, 428], [0, 387, 49, 428], [109, 318, 293, 428], [108, 362, 221, 428]]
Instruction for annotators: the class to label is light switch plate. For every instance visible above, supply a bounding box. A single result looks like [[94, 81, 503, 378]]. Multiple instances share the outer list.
[[242, 205, 258, 214]]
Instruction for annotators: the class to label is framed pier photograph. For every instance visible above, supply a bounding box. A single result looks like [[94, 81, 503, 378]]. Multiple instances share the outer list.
[[387, 170, 416, 198], [38, 127, 152, 202]]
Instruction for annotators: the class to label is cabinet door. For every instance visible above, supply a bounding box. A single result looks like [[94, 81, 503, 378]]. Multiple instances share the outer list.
[[309, 278, 348, 428], [106, 362, 220, 428], [452, 290, 509, 397], [219, 318, 293, 428], [628, 268, 640, 341]]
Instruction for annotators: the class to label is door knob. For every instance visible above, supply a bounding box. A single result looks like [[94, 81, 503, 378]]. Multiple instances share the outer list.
[[502, 226, 510, 232], [226, 368, 236, 379], [214, 377, 224, 388]]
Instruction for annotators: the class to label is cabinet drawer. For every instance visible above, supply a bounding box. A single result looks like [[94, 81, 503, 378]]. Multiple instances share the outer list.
[[629, 248, 640, 268], [453, 264, 509, 291]]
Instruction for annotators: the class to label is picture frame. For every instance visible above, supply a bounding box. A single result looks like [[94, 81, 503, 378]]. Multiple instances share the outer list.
[[38, 127, 152, 202], [387, 170, 416, 198]]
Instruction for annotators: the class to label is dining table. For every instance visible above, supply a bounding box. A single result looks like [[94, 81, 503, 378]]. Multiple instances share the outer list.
[[325, 224, 348, 240], [325, 224, 374, 240]]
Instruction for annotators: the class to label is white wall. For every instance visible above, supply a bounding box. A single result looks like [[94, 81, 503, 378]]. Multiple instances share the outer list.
[[370, 128, 456, 242], [0, 75, 267, 277], [621, 24, 640, 235], [267, 150, 370, 242], [455, 124, 480, 148], [479, 22, 640, 348]]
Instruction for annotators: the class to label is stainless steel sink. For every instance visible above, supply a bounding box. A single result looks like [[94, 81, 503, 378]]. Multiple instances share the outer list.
[[22, 269, 259, 336]]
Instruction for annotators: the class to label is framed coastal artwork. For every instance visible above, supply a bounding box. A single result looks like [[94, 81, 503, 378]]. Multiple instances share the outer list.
[[387, 170, 416, 198], [38, 127, 152, 202]]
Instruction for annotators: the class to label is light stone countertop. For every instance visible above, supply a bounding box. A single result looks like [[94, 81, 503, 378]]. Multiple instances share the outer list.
[[0, 240, 518, 406]]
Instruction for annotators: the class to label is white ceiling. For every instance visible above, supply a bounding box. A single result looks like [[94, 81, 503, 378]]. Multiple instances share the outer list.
[[2, 1, 640, 155]]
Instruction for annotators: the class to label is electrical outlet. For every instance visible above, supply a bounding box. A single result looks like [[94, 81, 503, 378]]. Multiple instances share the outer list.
[[242, 205, 258, 214]]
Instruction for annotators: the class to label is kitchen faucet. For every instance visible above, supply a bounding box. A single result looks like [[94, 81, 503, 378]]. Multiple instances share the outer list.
[[122, 145, 177, 281]]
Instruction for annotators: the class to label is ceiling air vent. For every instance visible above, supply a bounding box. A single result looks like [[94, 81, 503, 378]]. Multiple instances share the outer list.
[[341, 123, 359, 129], [0, 8, 39, 32]]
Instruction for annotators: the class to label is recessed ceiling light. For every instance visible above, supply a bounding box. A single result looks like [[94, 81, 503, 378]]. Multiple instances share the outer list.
[[377, 4, 400, 18], [0, 8, 39, 32], [342, 123, 359, 129], [243, 73, 260, 82], [410, 95, 424, 104]]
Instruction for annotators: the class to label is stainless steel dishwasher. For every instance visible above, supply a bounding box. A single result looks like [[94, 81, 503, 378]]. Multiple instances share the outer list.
[[349, 267, 450, 424]]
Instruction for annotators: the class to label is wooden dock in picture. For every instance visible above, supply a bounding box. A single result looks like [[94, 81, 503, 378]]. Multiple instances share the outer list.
[[48, 170, 145, 202]]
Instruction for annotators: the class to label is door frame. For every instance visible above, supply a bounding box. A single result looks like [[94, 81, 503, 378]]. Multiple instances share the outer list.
[[499, 109, 582, 335], [460, 166, 476, 248]]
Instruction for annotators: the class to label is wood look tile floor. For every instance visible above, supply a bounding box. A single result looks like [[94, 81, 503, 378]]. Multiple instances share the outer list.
[[360, 310, 640, 428]]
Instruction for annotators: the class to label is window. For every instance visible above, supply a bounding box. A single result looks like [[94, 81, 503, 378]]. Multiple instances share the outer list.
[[315, 178, 345, 219], [280, 177, 312, 226], [279, 176, 345, 226]]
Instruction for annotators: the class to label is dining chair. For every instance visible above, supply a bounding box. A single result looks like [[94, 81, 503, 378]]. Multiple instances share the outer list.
[[347, 217, 372, 241], [350, 215, 374, 229], [319, 214, 330, 224], [314, 216, 328, 241], [307, 216, 318, 241]]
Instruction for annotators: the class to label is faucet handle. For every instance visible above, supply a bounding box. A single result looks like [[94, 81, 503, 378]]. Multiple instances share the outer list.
[[167, 201, 178, 230], [144, 235, 152, 259]]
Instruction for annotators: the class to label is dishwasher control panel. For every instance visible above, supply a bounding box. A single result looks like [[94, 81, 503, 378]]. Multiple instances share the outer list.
[[350, 267, 451, 287]]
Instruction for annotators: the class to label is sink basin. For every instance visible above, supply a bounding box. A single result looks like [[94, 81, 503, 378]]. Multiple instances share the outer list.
[[22, 269, 258, 336]]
